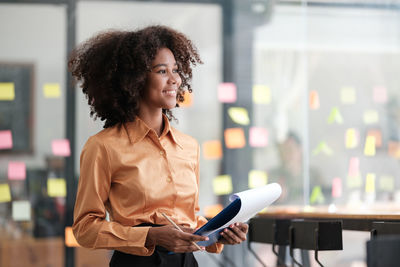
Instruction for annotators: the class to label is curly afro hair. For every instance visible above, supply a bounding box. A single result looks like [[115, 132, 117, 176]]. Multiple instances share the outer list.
[[68, 25, 202, 128]]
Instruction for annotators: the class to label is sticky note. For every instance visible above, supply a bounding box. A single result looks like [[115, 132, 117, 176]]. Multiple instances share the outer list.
[[327, 107, 343, 124], [212, 175, 233, 195], [8, 161, 26, 180], [252, 85, 271, 104], [0, 82, 15, 100], [340, 87, 356, 104], [65, 227, 80, 247], [0, 184, 11, 202], [224, 128, 246, 149], [0, 130, 13, 149], [365, 173, 376, 193], [367, 129, 382, 148], [364, 136, 376, 156], [373, 86, 387, 104], [332, 177, 342, 198], [180, 90, 193, 107], [388, 141, 400, 158], [379, 175, 395, 192], [348, 157, 360, 177], [312, 141, 333, 156], [248, 170, 268, 189], [218, 83, 237, 103], [363, 110, 379, 124], [47, 178, 66, 197], [228, 107, 250, 125], [249, 127, 268, 147], [347, 175, 362, 188], [309, 90, 320, 110], [345, 128, 359, 149], [12, 200, 31, 221], [310, 186, 325, 204], [43, 83, 61, 98], [202, 140, 223, 159], [52, 139, 71, 156], [204, 204, 223, 218]]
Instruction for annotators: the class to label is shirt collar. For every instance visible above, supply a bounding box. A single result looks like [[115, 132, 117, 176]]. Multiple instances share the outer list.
[[124, 114, 183, 149]]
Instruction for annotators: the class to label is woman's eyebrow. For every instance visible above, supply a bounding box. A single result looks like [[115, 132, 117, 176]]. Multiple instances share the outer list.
[[151, 63, 178, 69]]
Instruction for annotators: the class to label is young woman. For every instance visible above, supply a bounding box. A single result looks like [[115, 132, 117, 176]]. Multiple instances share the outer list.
[[69, 25, 248, 267]]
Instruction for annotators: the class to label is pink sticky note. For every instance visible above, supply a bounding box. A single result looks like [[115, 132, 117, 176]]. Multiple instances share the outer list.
[[249, 127, 268, 147], [218, 83, 237, 103], [52, 139, 71, 156], [0, 130, 13, 149], [373, 86, 387, 103], [348, 157, 359, 177], [332, 177, 342, 198], [8, 162, 26, 180]]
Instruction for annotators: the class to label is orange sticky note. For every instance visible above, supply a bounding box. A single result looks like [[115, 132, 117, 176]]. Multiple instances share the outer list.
[[388, 141, 400, 158], [65, 227, 80, 247], [364, 136, 376, 156], [8, 162, 26, 180], [367, 129, 382, 148], [213, 175, 233, 195], [204, 204, 223, 218], [180, 90, 193, 107], [373, 86, 387, 104], [0, 130, 13, 149], [332, 177, 342, 198], [202, 140, 223, 159], [52, 139, 71, 156], [0, 184, 11, 202], [218, 83, 237, 103], [224, 128, 246, 149], [249, 127, 268, 147], [309, 90, 320, 110], [345, 128, 359, 149], [365, 173, 376, 193]]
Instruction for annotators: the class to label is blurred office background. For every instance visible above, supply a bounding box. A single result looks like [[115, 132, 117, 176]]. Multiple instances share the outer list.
[[0, 0, 400, 266]]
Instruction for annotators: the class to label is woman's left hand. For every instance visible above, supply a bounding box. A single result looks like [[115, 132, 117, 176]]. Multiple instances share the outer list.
[[217, 222, 248, 245]]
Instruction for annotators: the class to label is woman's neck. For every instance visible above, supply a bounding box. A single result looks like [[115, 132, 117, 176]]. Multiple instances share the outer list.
[[138, 107, 164, 137]]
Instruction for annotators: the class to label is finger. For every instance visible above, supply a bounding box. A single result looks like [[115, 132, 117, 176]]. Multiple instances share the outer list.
[[180, 227, 195, 234], [178, 231, 209, 242], [229, 225, 247, 241], [237, 223, 249, 233], [221, 228, 240, 244], [220, 231, 236, 244], [226, 226, 243, 243]]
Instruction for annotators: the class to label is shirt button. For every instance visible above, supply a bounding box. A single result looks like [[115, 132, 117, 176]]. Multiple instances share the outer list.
[[160, 150, 164, 155], [166, 177, 172, 183]]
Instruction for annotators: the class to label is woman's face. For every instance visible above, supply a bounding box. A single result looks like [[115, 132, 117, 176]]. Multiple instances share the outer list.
[[142, 47, 182, 110]]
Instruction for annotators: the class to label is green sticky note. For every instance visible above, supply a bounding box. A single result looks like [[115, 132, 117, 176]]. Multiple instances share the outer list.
[[327, 107, 343, 124], [213, 175, 233, 195], [312, 141, 333, 156], [248, 170, 268, 189], [347, 174, 362, 188], [379, 175, 395, 192], [228, 107, 250, 125], [310, 186, 325, 204]]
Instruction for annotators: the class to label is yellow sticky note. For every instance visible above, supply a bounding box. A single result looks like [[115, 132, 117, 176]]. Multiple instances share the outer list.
[[0, 184, 11, 202], [202, 140, 223, 160], [213, 175, 233, 195], [47, 178, 66, 197], [12, 200, 31, 221], [310, 186, 325, 204], [379, 175, 395, 192], [327, 107, 343, 124], [252, 85, 271, 104], [43, 83, 61, 98], [340, 87, 356, 104], [228, 107, 250, 125], [345, 128, 358, 149], [309, 90, 320, 110], [224, 128, 246, 149], [365, 173, 376, 193], [364, 136, 376, 156], [248, 170, 268, 189], [0, 82, 15, 100], [65, 227, 80, 247], [363, 110, 379, 124]]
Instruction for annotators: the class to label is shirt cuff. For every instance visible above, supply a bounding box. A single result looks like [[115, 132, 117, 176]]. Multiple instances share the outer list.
[[127, 226, 155, 256], [206, 242, 224, 254]]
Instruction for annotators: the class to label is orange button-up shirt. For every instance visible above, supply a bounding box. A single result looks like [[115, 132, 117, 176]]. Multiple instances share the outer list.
[[72, 115, 223, 256]]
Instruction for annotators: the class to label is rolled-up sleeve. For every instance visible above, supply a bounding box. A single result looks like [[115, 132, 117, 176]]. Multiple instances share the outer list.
[[72, 136, 155, 256]]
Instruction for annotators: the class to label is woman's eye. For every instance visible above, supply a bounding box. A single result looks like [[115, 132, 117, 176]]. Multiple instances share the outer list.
[[158, 69, 166, 74], [173, 69, 179, 73]]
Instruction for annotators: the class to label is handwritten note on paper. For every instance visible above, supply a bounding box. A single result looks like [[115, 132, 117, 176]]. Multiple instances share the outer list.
[[363, 110, 379, 124], [47, 178, 67, 197], [312, 141, 333, 156], [0, 82, 15, 100], [379, 175, 395, 192], [367, 129, 382, 148], [218, 83, 237, 103], [12, 200, 31, 221], [249, 127, 268, 147], [202, 140, 223, 160], [365, 173, 376, 193], [213, 175, 233, 195], [340, 87, 356, 104], [0, 130, 13, 150], [332, 177, 342, 198], [364, 136, 376, 156], [373, 86, 387, 104], [327, 107, 343, 124], [0, 184, 11, 202], [309, 90, 320, 110], [252, 85, 271, 104], [8, 162, 26, 180], [248, 170, 268, 189], [52, 139, 71, 156], [345, 128, 359, 149], [180, 90, 193, 107], [43, 83, 61, 98], [310, 186, 325, 204], [65, 227, 80, 247], [228, 107, 250, 125], [224, 128, 246, 149]]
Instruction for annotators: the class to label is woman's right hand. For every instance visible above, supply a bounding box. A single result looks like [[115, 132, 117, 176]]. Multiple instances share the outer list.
[[145, 225, 208, 253]]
